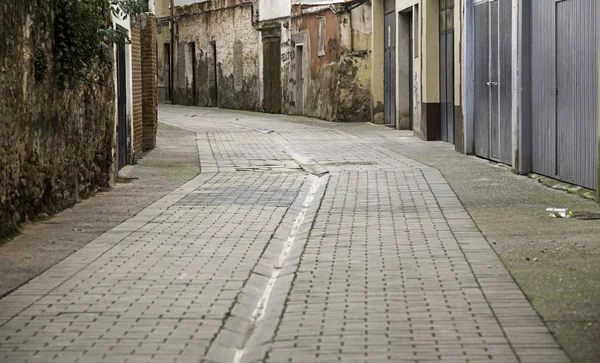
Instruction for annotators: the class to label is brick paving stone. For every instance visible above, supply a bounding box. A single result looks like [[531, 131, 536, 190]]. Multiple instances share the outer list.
[[0, 106, 569, 363]]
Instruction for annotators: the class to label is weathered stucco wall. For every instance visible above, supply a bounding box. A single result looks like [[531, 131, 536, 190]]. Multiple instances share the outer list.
[[282, 4, 372, 122], [0, 1, 116, 237], [174, 0, 260, 110]]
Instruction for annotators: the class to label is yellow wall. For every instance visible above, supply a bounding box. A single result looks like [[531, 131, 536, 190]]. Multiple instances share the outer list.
[[421, 0, 439, 103]]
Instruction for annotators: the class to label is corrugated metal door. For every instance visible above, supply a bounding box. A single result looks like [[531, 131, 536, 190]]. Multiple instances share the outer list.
[[489, 1, 499, 159], [498, 0, 512, 163], [384, 12, 396, 126], [439, 0, 454, 144], [474, 1, 490, 159], [531, 0, 598, 189], [473, 0, 512, 164]]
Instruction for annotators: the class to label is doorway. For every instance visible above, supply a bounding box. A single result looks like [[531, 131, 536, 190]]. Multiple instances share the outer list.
[[262, 29, 282, 114], [116, 42, 128, 170], [408, 10, 414, 131], [473, 0, 512, 164], [384, 11, 396, 126], [210, 41, 218, 107], [296, 45, 304, 113], [439, 0, 454, 144], [164, 43, 171, 101], [187, 42, 197, 105], [528, 0, 598, 189]]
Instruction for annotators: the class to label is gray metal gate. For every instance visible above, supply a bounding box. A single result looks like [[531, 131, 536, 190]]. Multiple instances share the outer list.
[[439, 0, 454, 143], [384, 12, 396, 126], [116, 42, 128, 170], [473, 0, 512, 164], [530, 0, 598, 189]]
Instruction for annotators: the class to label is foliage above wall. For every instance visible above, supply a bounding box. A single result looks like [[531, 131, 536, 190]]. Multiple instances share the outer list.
[[53, 0, 148, 87]]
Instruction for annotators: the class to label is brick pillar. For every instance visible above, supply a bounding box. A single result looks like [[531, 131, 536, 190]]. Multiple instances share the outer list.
[[141, 14, 158, 151], [131, 20, 143, 156]]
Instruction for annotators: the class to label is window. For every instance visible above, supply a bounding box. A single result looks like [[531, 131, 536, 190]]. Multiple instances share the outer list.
[[318, 16, 326, 57]]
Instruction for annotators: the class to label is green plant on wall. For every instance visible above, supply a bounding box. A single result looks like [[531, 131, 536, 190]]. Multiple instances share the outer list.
[[34, 47, 48, 84], [54, 0, 147, 87]]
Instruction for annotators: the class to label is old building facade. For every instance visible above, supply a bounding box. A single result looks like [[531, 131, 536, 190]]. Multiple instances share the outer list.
[[157, 0, 374, 122]]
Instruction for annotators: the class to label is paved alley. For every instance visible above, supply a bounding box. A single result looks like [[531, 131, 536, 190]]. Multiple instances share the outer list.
[[0, 105, 570, 363]]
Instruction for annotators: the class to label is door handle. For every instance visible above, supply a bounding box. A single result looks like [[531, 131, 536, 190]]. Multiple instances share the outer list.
[[487, 81, 497, 86]]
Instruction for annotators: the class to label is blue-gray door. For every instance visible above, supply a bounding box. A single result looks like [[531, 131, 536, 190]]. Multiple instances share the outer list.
[[473, 0, 512, 164], [439, 0, 454, 144], [384, 12, 396, 126], [531, 0, 598, 189]]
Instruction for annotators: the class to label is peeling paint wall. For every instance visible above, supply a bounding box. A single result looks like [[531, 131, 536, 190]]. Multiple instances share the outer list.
[[173, 0, 260, 110], [165, 0, 372, 122], [282, 4, 372, 122]]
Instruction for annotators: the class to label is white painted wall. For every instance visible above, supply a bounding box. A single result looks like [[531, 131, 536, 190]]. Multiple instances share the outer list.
[[260, 0, 291, 20]]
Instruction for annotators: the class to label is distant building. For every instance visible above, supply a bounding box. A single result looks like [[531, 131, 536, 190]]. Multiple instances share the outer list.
[[155, 0, 374, 122]]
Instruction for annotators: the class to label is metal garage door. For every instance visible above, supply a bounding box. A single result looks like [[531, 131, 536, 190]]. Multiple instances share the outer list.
[[473, 0, 512, 164], [439, 0, 454, 144], [384, 11, 396, 126], [531, 0, 598, 189]]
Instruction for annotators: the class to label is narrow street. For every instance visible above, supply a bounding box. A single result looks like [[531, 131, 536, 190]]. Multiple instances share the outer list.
[[0, 105, 580, 363]]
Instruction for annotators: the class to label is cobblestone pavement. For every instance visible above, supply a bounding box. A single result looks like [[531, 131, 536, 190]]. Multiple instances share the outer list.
[[0, 105, 569, 363]]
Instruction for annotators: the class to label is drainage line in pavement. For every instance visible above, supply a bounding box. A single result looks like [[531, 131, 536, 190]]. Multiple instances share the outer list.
[[232, 176, 323, 363]]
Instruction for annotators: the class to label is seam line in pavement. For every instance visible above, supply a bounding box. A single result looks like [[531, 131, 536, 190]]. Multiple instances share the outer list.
[[419, 168, 521, 362], [204, 174, 329, 363]]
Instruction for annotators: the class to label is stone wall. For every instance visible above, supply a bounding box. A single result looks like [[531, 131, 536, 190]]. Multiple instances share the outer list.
[[0, 1, 116, 237], [173, 0, 260, 110]]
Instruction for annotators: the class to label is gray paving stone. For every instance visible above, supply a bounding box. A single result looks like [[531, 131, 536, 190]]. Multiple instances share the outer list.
[[0, 106, 569, 363]]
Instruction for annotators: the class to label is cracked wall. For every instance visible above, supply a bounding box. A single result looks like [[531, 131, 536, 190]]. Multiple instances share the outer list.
[[282, 4, 372, 122], [173, 0, 260, 110]]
